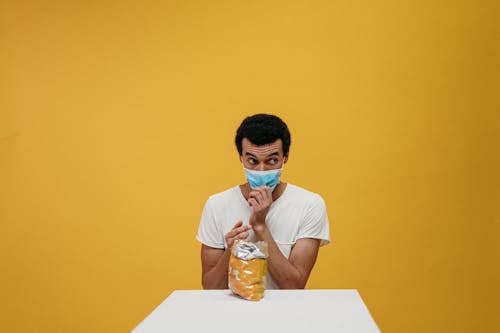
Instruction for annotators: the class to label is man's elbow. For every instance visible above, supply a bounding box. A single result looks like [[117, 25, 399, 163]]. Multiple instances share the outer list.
[[277, 276, 308, 289], [201, 276, 212, 289], [202, 276, 226, 290]]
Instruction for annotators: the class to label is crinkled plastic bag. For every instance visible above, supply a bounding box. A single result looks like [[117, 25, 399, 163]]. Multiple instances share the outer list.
[[228, 240, 268, 301]]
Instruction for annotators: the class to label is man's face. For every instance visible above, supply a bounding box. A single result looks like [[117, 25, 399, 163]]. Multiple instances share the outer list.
[[240, 138, 286, 171]]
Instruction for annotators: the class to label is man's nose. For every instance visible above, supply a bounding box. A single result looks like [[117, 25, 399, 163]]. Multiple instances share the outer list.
[[256, 163, 265, 171]]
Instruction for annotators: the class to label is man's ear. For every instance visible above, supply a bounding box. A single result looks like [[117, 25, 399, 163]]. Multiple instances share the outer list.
[[284, 155, 288, 163]]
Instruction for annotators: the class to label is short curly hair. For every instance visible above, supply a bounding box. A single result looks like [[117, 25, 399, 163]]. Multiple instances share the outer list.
[[235, 114, 291, 157]]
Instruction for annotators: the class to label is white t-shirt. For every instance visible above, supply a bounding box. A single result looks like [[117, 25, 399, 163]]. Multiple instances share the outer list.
[[196, 183, 330, 289]]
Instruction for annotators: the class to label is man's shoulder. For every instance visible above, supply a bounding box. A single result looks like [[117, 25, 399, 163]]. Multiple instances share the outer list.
[[284, 183, 326, 208], [286, 183, 323, 199], [207, 185, 241, 203]]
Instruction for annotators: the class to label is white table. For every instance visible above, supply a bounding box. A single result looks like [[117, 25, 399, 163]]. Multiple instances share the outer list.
[[132, 289, 380, 333]]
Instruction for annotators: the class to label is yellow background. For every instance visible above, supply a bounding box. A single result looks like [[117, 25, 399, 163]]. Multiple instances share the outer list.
[[1, 1, 498, 332]]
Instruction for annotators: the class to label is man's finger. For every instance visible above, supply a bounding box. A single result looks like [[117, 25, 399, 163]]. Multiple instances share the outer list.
[[228, 225, 249, 238], [250, 187, 271, 202], [229, 228, 241, 238], [236, 226, 249, 234]]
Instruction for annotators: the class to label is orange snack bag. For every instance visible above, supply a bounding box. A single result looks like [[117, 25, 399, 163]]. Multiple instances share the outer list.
[[228, 240, 268, 301]]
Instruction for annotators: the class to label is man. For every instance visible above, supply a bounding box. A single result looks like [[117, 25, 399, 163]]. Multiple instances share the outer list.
[[197, 114, 330, 289]]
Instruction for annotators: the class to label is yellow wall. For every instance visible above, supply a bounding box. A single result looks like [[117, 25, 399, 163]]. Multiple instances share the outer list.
[[1, 1, 498, 332]]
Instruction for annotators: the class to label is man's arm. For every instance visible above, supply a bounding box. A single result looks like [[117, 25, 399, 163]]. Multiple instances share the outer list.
[[200, 221, 251, 289], [248, 185, 322, 289], [200, 245, 230, 289], [253, 225, 320, 289]]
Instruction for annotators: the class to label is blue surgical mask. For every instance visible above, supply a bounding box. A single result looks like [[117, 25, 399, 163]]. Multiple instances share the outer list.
[[244, 167, 282, 191]]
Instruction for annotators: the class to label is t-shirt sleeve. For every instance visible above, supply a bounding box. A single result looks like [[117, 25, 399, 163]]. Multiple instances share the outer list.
[[196, 197, 225, 249], [296, 194, 331, 246]]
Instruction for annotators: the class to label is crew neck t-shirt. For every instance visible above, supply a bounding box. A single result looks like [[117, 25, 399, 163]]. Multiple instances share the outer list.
[[197, 183, 330, 289]]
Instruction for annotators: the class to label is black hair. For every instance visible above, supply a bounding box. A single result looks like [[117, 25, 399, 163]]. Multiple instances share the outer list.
[[235, 114, 291, 157]]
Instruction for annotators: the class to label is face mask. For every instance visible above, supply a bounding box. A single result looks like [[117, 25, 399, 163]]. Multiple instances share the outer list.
[[244, 167, 282, 191]]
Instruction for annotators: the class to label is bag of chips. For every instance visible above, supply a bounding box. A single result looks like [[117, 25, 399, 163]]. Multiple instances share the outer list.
[[228, 240, 268, 301]]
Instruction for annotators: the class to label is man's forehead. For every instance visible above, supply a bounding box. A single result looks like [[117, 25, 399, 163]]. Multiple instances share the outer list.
[[242, 138, 283, 155]]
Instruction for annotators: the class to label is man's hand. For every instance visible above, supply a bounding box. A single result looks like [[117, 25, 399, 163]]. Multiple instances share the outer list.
[[201, 221, 250, 289], [224, 221, 251, 249], [248, 186, 273, 230]]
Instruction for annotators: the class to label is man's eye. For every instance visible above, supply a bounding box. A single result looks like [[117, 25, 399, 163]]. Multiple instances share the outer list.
[[268, 159, 277, 165], [248, 158, 256, 165]]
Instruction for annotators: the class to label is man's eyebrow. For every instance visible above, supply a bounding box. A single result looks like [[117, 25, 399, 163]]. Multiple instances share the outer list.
[[244, 151, 280, 157]]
